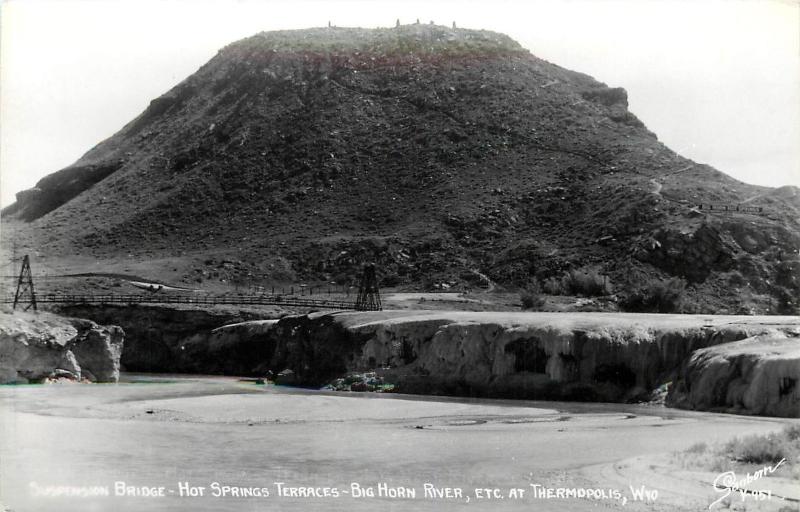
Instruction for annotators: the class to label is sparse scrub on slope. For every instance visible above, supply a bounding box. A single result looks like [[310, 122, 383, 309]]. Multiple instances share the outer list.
[[620, 277, 686, 313], [543, 267, 611, 297]]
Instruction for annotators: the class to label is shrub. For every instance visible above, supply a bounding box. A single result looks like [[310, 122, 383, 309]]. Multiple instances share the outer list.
[[685, 442, 708, 454], [542, 276, 564, 295], [783, 423, 800, 441], [775, 260, 800, 289], [676, 427, 800, 473], [560, 267, 611, 296], [727, 271, 746, 287], [620, 277, 686, 313], [380, 273, 401, 287], [520, 282, 545, 310], [773, 287, 800, 315], [724, 434, 791, 464]]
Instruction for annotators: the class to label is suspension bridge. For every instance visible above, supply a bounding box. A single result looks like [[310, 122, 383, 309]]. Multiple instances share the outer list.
[[4, 256, 382, 312]]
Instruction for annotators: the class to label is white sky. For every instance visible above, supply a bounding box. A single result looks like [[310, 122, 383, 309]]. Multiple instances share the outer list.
[[1, 0, 798, 207]]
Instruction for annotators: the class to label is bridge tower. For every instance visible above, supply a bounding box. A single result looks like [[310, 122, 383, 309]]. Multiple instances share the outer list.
[[13, 255, 38, 312], [355, 263, 381, 311]]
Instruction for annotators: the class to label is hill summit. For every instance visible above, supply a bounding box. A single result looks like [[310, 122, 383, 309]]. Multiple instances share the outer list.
[[4, 24, 799, 313]]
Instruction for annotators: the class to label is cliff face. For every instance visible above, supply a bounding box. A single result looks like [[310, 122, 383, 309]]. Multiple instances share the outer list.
[[280, 311, 798, 415], [275, 311, 797, 403], [3, 25, 798, 313], [54, 305, 269, 373], [0, 311, 124, 383], [51, 306, 797, 416], [111, 309, 790, 412], [667, 333, 800, 417]]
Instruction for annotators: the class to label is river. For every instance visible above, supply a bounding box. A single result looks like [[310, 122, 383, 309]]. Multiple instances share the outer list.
[[0, 374, 795, 511]]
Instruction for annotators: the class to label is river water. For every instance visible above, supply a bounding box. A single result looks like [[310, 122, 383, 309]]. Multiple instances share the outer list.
[[0, 375, 794, 511]]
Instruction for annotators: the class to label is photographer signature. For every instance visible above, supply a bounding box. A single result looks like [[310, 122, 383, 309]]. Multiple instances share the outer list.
[[709, 458, 786, 509]]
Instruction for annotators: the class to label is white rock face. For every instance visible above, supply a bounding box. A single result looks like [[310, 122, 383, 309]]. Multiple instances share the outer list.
[[209, 320, 279, 350], [311, 311, 799, 407], [668, 332, 800, 417], [0, 311, 124, 384], [68, 318, 125, 382], [338, 312, 770, 400]]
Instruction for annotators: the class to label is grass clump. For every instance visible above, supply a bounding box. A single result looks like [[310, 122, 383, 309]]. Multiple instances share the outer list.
[[685, 442, 708, 455], [675, 425, 800, 475], [724, 429, 796, 464]]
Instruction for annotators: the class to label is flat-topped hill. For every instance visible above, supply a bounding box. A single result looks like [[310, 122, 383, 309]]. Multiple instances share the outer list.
[[3, 25, 799, 313]]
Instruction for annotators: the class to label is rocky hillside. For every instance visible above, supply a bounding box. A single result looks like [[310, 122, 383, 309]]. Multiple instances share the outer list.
[[3, 25, 799, 312]]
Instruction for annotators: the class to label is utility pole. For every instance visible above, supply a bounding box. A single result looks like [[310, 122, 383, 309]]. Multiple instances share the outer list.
[[13, 255, 37, 312]]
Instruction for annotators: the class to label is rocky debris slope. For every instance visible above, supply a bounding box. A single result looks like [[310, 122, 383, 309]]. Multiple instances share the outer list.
[[3, 25, 799, 314], [667, 332, 800, 417], [0, 311, 124, 383]]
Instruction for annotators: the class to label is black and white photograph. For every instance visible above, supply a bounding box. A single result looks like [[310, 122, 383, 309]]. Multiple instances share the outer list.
[[0, 0, 798, 510]]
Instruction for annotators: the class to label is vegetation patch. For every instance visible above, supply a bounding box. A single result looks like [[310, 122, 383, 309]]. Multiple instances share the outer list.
[[673, 425, 800, 479], [542, 267, 611, 297], [620, 277, 686, 313], [519, 282, 546, 310]]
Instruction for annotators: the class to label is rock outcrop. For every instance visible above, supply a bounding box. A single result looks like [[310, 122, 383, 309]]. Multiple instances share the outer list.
[[0, 311, 124, 383], [38, 306, 797, 416], [54, 305, 268, 373], [260, 311, 799, 410], [667, 332, 800, 417], [177, 319, 279, 375], [3, 161, 124, 221], [67, 318, 125, 382], [640, 225, 735, 283]]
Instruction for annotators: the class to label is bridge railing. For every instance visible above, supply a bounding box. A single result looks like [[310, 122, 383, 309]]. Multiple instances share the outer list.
[[697, 204, 765, 215], [1, 293, 380, 311]]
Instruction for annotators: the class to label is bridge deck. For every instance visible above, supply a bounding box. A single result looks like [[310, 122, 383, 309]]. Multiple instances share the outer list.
[[3, 293, 378, 311]]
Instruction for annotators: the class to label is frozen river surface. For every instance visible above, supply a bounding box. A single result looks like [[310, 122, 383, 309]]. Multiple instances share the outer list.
[[0, 375, 796, 511]]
